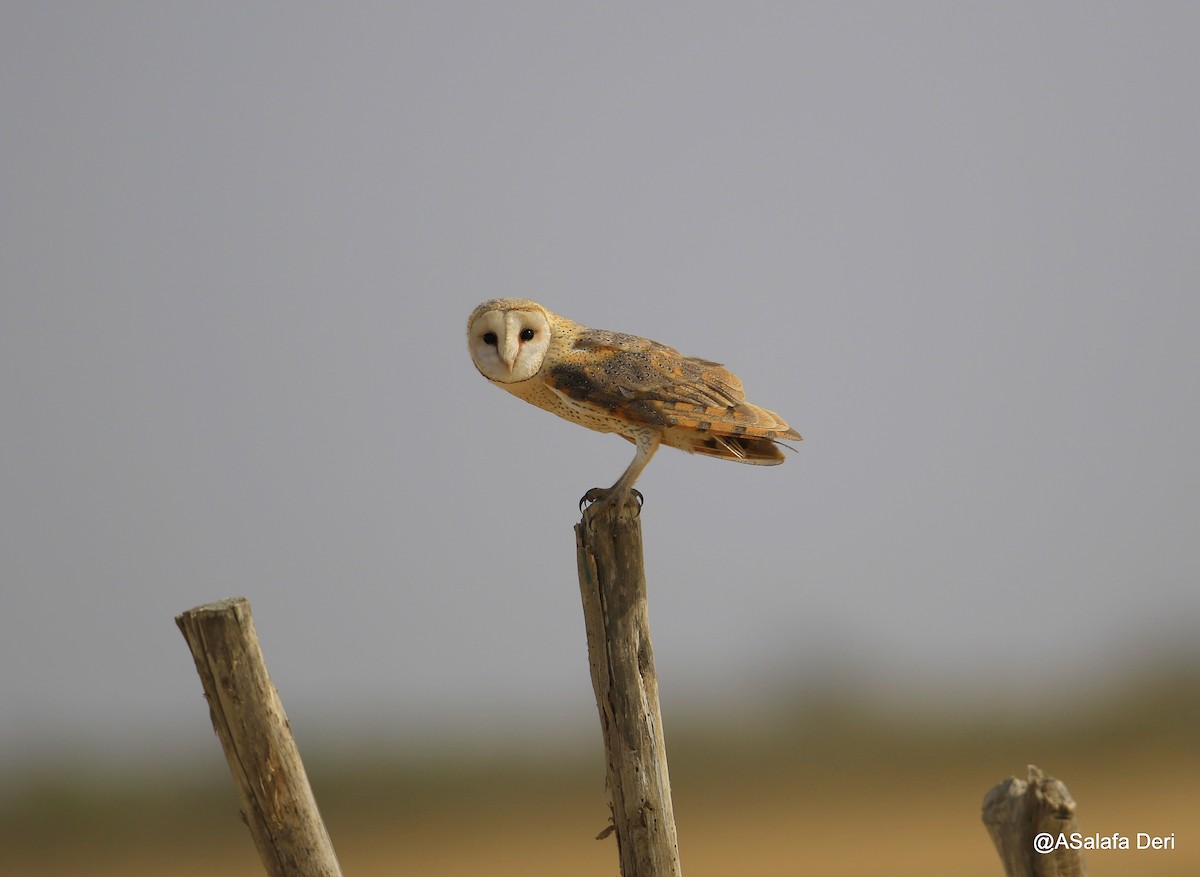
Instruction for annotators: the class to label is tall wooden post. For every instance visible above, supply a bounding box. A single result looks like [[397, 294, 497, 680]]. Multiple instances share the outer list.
[[176, 597, 343, 877], [575, 496, 682, 877]]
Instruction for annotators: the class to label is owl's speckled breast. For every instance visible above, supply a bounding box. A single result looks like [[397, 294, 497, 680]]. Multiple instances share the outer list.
[[500, 375, 633, 437]]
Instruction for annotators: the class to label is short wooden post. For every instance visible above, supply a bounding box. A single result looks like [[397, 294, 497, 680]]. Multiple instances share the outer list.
[[575, 497, 682, 877], [176, 597, 343, 877], [982, 764, 1087, 877]]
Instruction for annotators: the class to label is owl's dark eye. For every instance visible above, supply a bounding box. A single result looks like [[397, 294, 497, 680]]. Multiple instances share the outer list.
[[483, 331, 498, 346], [519, 328, 535, 341]]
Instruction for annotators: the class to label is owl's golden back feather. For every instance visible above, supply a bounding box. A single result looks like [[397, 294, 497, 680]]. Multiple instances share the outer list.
[[541, 323, 801, 465]]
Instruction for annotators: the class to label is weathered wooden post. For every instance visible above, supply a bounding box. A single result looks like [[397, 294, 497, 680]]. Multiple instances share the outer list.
[[176, 597, 343, 877], [982, 764, 1087, 877], [575, 496, 682, 877]]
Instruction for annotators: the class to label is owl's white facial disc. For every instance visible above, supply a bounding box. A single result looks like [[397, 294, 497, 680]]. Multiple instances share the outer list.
[[468, 306, 552, 383]]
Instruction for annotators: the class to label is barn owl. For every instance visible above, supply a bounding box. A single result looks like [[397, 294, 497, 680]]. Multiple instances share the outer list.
[[467, 298, 802, 509]]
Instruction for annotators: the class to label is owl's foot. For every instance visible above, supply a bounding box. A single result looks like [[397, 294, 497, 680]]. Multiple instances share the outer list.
[[579, 487, 643, 516]]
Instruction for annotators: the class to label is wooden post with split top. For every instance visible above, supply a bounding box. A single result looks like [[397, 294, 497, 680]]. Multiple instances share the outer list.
[[575, 495, 682, 877]]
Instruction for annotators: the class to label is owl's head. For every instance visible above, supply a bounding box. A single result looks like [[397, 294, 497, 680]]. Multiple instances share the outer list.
[[467, 298, 553, 383]]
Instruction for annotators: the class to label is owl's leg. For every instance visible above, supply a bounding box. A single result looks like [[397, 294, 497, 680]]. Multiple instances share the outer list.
[[580, 430, 661, 512]]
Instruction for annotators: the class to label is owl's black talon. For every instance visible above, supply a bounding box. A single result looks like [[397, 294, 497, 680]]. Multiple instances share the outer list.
[[579, 487, 643, 516], [579, 487, 609, 513]]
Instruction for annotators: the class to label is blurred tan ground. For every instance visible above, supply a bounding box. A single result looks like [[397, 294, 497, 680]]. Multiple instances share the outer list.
[[3, 672, 1196, 876]]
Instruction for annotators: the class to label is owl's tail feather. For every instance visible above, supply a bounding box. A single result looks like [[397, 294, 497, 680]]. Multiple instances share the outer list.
[[666, 429, 800, 466]]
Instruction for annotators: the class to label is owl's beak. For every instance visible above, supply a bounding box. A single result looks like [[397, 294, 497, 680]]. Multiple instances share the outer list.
[[499, 333, 520, 373]]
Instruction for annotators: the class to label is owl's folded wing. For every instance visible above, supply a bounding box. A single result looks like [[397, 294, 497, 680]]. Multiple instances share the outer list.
[[544, 328, 801, 454]]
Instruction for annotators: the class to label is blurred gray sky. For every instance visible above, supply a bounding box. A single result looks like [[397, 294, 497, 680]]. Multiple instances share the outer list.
[[2, 4, 1197, 767]]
